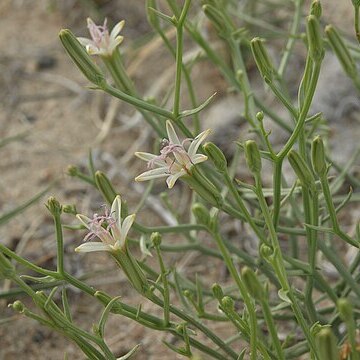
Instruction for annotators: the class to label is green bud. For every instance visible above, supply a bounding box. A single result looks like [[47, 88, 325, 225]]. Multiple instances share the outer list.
[[59, 29, 106, 87], [192, 203, 211, 226], [325, 25, 358, 78], [95, 171, 118, 204], [241, 266, 264, 301], [337, 298, 354, 322], [150, 232, 162, 247], [221, 296, 235, 312], [256, 111, 264, 122], [260, 244, 273, 260], [245, 140, 262, 175], [183, 289, 192, 298], [62, 204, 77, 215], [315, 327, 339, 360], [250, 37, 275, 81], [11, 300, 25, 313], [67, 165, 78, 177], [212, 283, 224, 301], [288, 150, 315, 189], [202, 5, 228, 36], [203, 142, 228, 172], [46, 197, 62, 216], [306, 15, 324, 61], [311, 136, 327, 177], [310, 1, 322, 18]]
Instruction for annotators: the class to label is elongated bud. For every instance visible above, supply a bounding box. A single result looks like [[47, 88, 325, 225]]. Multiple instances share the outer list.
[[241, 266, 264, 301], [212, 283, 224, 301], [203, 5, 228, 35], [310, 1, 322, 18], [192, 203, 211, 226], [288, 150, 315, 189], [59, 29, 106, 87], [306, 15, 324, 61], [311, 136, 327, 177], [203, 142, 227, 172], [245, 140, 262, 175], [250, 37, 274, 82], [95, 171, 118, 204], [315, 328, 339, 360], [325, 25, 358, 78], [337, 298, 354, 322], [150, 232, 162, 247], [46, 197, 62, 216]]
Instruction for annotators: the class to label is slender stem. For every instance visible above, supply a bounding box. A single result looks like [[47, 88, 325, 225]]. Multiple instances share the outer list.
[[212, 229, 259, 360], [173, 0, 191, 118]]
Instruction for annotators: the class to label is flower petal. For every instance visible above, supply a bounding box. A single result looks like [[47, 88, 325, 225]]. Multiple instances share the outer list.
[[188, 129, 212, 158], [135, 167, 169, 182], [166, 120, 181, 145], [135, 152, 166, 167], [76, 214, 92, 230], [75, 242, 112, 253], [191, 154, 208, 165], [166, 169, 186, 188], [111, 195, 122, 229], [77, 37, 94, 47], [110, 20, 125, 38], [117, 213, 136, 248]]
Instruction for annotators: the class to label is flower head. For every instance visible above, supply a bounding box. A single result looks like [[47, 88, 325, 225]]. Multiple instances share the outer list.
[[135, 120, 211, 188], [75, 195, 135, 253], [77, 18, 125, 57]]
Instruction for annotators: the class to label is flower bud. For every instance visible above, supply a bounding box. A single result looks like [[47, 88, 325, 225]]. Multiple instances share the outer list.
[[315, 328, 339, 360], [67, 165, 78, 177], [325, 25, 358, 78], [62, 204, 77, 215], [192, 203, 211, 226], [203, 142, 227, 172], [212, 283, 224, 301], [245, 140, 262, 175], [337, 298, 354, 322], [202, 5, 229, 36], [256, 111, 264, 122], [95, 171, 118, 204], [241, 266, 264, 301], [310, 1, 322, 18], [311, 136, 327, 177], [46, 197, 62, 216], [59, 29, 106, 87], [260, 244, 273, 261], [306, 15, 324, 61], [150, 232, 162, 247], [221, 296, 235, 312], [288, 150, 315, 189], [250, 37, 275, 82], [11, 300, 25, 313]]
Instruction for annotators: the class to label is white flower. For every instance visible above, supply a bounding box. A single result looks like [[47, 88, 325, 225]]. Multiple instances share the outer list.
[[77, 18, 125, 57], [75, 195, 135, 253], [135, 120, 211, 188]]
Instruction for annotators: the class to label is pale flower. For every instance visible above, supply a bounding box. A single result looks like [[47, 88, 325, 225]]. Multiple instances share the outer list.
[[135, 120, 211, 188], [75, 196, 135, 253], [77, 18, 125, 57]]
